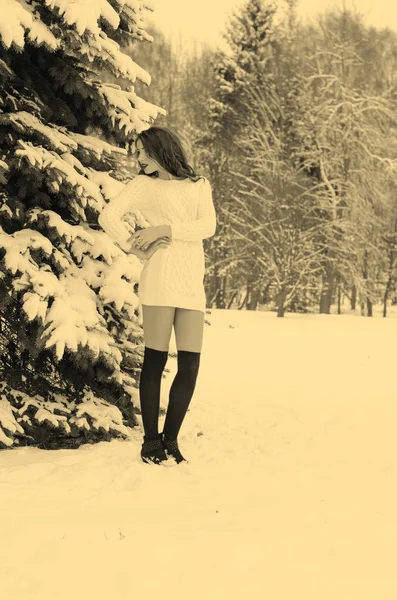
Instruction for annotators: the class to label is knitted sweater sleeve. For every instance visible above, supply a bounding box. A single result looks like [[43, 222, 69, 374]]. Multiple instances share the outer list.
[[98, 175, 147, 252], [170, 178, 217, 241]]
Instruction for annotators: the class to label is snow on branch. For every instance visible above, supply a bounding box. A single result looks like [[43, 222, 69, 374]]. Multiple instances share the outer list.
[[0, 395, 24, 447], [0, 227, 122, 367], [71, 390, 130, 434], [70, 133, 127, 161], [2, 387, 131, 443], [14, 141, 104, 212], [82, 33, 152, 85], [0, 229, 54, 273], [0, 0, 59, 50], [28, 209, 95, 247], [0, 1, 156, 88], [0, 111, 78, 153], [42, 274, 122, 363], [44, 0, 120, 35], [98, 258, 140, 311], [118, 1, 153, 42], [96, 83, 166, 134], [24, 210, 144, 315]]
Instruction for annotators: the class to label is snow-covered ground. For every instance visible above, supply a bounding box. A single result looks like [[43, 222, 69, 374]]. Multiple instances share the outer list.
[[1, 308, 397, 599]]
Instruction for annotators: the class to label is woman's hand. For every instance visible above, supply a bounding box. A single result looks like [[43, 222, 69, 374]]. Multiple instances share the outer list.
[[127, 236, 171, 260], [144, 237, 171, 259], [128, 225, 172, 250]]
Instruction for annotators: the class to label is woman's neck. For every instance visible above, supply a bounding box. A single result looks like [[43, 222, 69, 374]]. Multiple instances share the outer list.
[[158, 170, 182, 181], [157, 174, 185, 181]]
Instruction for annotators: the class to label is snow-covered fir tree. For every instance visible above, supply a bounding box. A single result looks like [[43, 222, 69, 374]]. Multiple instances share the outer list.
[[0, 0, 165, 449], [221, 0, 327, 316], [202, 0, 277, 310]]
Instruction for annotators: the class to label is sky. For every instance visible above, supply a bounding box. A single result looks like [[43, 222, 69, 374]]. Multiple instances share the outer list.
[[148, 0, 397, 50]]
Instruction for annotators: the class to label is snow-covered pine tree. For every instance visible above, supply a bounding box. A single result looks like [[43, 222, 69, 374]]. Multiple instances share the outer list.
[[212, 0, 276, 144], [0, 0, 165, 449], [202, 0, 277, 309], [221, 0, 327, 316]]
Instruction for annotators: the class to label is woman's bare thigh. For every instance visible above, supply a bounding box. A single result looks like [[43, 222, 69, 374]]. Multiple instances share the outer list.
[[174, 308, 205, 352], [141, 305, 175, 351]]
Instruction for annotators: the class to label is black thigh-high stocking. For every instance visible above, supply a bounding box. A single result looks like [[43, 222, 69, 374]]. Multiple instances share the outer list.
[[139, 346, 169, 441], [163, 350, 201, 441]]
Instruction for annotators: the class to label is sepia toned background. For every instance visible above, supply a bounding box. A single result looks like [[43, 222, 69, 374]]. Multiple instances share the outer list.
[[150, 0, 396, 49], [1, 1, 397, 599]]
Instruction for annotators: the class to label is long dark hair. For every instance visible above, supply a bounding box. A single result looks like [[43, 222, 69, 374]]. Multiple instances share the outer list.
[[135, 127, 203, 182]]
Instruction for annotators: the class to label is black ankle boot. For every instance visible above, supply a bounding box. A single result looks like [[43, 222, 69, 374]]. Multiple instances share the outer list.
[[161, 432, 187, 464], [140, 437, 167, 464]]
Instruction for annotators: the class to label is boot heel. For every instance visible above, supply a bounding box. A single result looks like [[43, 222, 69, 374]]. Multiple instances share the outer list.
[[160, 432, 187, 464], [141, 437, 167, 464]]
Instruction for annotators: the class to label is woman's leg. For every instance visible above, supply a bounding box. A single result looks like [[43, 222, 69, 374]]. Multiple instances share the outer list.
[[139, 305, 175, 446], [173, 308, 205, 353], [141, 305, 175, 351], [162, 309, 204, 450]]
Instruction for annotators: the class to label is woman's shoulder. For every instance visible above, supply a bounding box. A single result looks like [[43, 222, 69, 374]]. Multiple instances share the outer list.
[[123, 174, 151, 193], [129, 174, 149, 185], [196, 176, 211, 192], [193, 175, 210, 186]]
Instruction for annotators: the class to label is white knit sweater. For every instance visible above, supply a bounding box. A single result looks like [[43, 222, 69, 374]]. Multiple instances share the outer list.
[[98, 174, 216, 312]]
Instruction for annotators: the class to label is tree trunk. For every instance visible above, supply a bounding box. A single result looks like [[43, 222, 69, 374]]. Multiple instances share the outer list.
[[207, 273, 218, 307], [383, 278, 392, 318], [319, 266, 335, 314], [207, 289, 217, 307], [351, 285, 357, 310], [262, 283, 272, 305], [362, 251, 373, 317], [276, 287, 287, 318], [227, 291, 238, 309], [209, 273, 226, 309], [223, 275, 230, 308], [206, 286, 214, 308], [216, 287, 226, 309], [383, 250, 396, 317], [247, 287, 260, 311], [238, 291, 248, 310], [337, 282, 342, 315]]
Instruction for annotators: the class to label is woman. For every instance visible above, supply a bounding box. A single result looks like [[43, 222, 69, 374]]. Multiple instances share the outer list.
[[98, 126, 216, 465]]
